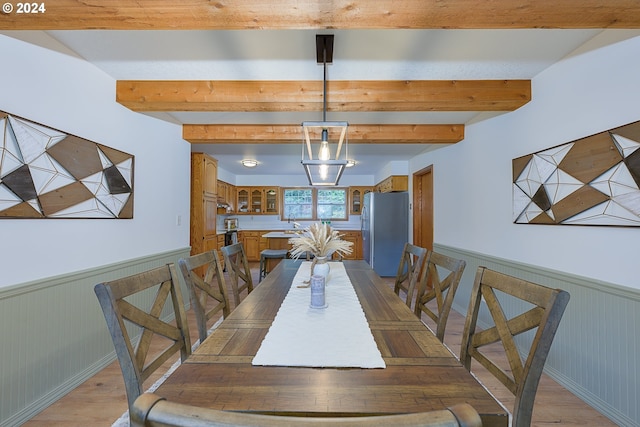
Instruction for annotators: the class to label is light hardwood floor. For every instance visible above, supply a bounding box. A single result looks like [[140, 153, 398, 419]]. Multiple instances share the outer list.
[[23, 262, 615, 426]]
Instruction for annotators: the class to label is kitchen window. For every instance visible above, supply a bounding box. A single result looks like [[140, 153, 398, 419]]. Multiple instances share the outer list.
[[283, 188, 348, 221]]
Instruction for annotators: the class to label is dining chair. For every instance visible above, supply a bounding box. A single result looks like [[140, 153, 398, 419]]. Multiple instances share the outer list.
[[220, 242, 254, 307], [393, 242, 429, 309], [178, 250, 231, 344], [94, 264, 192, 413], [131, 393, 483, 427], [460, 266, 570, 427], [414, 251, 466, 342]]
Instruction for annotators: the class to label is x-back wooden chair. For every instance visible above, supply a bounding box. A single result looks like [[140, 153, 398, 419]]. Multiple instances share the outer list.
[[131, 393, 483, 427], [178, 250, 231, 344], [414, 251, 466, 342], [94, 264, 192, 413], [393, 242, 428, 309], [460, 266, 570, 427], [220, 242, 254, 307]]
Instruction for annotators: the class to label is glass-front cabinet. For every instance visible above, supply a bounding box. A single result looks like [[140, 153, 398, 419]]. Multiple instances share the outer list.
[[250, 188, 263, 213], [236, 187, 280, 215], [237, 187, 250, 213], [264, 187, 279, 214], [349, 186, 374, 215]]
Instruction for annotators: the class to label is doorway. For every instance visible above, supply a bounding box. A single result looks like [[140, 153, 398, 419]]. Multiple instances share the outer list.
[[413, 165, 433, 251]]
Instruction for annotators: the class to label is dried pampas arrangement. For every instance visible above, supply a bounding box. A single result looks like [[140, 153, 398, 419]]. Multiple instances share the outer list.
[[289, 222, 354, 285], [288, 222, 353, 259]]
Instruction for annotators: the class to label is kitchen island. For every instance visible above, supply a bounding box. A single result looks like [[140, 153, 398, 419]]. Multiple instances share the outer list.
[[262, 231, 300, 244], [261, 231, 300, 270]]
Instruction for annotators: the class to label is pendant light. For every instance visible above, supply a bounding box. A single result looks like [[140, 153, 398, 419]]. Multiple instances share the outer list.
[[301, 34, 348, 186]]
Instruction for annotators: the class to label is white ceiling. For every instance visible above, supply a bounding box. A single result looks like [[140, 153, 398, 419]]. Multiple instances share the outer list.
[[5, 28, 640, 177]]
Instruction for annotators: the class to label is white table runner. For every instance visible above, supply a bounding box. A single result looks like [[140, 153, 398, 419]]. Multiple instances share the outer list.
[[252, 261, 386, 368]]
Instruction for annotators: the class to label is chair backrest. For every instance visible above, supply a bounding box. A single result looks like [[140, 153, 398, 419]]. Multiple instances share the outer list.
[[220, 242, 254, 307], [393, 242, 428, 308], [178, 250, 231, 344], [94, 264, 192, 412], [460, 266, 570, 427], [414, 251, 466, 341], [131, 393, 482, 427]]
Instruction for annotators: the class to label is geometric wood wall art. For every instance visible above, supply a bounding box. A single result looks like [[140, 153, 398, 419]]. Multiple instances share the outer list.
[[0, 111, 134, 218], [513, 120, 640, 226]]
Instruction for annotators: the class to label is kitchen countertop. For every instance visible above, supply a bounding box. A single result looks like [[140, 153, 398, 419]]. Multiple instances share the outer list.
[[262, 231, 302, 238], [218, 229, 360, 236]]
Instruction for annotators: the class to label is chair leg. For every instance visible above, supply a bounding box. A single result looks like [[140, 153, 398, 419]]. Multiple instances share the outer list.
[[259, 256, 266, 282]]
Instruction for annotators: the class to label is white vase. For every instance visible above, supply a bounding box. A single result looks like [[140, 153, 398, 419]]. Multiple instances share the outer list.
[[312, 256, 330, 282]]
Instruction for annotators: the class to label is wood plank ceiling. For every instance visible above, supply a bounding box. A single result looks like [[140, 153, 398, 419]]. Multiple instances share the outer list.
[[2, 0, 640, 146]]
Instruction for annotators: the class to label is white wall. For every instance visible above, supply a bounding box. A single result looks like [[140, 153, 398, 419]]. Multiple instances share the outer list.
[[410, 33, 640, 290], [0, 35, 191, 288]]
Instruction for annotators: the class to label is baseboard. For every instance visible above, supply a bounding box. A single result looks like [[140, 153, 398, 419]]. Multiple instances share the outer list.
[[1, 353, 117, 427]]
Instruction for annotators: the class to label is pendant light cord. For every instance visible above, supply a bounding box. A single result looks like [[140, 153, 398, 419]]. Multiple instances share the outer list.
[[323, 40, 327, 123]]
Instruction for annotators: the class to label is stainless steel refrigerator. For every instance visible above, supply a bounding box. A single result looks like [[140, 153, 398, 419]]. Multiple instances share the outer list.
[[361, 192, 409, 277]]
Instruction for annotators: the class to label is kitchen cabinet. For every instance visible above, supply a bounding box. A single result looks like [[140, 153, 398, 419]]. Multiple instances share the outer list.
[[375, 175, 408, 193], [191, 153, 218, 254], [239, 230, 260, 261], [191, 153, 218, 275], [237, 187, 250, 213], [264, 187, 279, 215], [349, 187, 374, 215], [217, 233, 226, 268], [236, 187, 280, 215], [226, 183, 236, 212], [250, 188, 263, 213], [203, 236, 218, 253], [201, 154, 218, 198], [217, 180, 227, 201], [334, 231, 362, 260], [217, 180, 236, 212]]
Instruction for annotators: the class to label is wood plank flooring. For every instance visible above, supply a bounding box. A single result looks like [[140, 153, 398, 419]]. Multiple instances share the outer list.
[[23, 263, 615, 426]]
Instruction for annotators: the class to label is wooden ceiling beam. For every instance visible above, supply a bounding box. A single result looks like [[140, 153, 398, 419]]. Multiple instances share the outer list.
[[1, 0, 639, 30], [183, 124, 464, 144], [117, 80, 531, 112]]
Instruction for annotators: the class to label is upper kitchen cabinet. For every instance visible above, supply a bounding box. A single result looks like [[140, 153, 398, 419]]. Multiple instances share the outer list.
[[236, 187, 280, 215], [191, 153, 218, 258], [226, 183, 236, 211], [250, 188, 263, 213], [264, 187, 279, 215], [217, 180, 227, 202], [349, 187, 374, 215], [375, 175, 408, 193], [237, 187, 249, 213], [199, 154, 217, 198], [217, 180, 236, 212]]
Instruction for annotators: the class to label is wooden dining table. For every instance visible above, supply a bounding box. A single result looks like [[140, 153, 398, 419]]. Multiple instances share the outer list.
[[155, 259, 509, 426]]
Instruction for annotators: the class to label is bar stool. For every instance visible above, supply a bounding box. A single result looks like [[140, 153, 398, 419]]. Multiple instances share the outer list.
[[259, 249, 289, 282]]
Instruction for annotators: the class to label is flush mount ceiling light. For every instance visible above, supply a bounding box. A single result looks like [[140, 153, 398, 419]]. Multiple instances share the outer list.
[[346, 159, 356, 168], [301, 34, 348, 187], [241, 159, 258, 168]]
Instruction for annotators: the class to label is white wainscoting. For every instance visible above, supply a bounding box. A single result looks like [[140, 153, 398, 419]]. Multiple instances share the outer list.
[[435, 244, 639, 427], [0, 247, 191, 427]]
